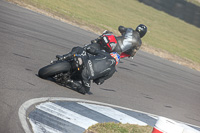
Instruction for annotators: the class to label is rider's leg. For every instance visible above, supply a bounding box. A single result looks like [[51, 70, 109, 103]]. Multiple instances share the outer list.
[[81, 68, 91, 93], [67, 79, 86, 94], [85, 43, 101, 51]]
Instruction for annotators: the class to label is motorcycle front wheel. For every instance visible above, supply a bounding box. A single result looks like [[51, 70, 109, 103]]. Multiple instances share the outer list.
[[38, 61, 71, 79]]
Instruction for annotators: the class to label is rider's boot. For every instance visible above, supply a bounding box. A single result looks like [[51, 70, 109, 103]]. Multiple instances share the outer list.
[[66, 79, 86, 94], [77, 86, 86, 95]]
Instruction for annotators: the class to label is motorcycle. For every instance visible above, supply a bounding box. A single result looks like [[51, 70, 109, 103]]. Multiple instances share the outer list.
[[38, 31, 133, 91]]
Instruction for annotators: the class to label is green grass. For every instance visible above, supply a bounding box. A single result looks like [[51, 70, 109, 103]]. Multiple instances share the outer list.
[[9, 0, 200, 64], [84, 122, 153, 133], [187, 0, 200, 6]]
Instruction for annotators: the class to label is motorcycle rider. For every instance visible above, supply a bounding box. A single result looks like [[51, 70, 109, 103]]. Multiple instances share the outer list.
[[89, 24, 147, 58], [56, 24, 147, 94], [57, 46, 120, 94]]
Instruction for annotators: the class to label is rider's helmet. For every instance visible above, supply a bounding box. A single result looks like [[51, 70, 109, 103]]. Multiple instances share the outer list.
[[110, 52, 120, 65], [136, 24, 147, 38]]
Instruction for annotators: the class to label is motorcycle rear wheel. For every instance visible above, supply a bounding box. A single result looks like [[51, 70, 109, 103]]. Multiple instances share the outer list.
[[38, 61, 71, 79]]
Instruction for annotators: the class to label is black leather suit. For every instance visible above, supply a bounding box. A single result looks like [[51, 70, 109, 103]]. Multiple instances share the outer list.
[[68, 47, 116, 94]]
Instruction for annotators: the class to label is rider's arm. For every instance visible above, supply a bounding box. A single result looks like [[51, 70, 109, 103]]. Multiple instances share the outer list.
[[86, 46, 98, 55], [86, 46, 109, 56], [118, 26, 127, 35]]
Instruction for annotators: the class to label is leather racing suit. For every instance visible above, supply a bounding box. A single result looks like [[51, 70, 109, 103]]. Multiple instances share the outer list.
[[117, 26, 142, 58], [66, 46, 117, 94]]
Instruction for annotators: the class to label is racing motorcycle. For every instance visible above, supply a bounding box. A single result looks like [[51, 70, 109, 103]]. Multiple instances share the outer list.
[[38, 32, 132, 88]]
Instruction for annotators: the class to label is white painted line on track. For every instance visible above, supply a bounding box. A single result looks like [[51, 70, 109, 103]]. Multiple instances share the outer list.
[[78, 102, 147, 126], [19, 97, 200, 133], [19, 98, 48, 133], [29, 119, 63, 133], [36, 102, 98, 129]]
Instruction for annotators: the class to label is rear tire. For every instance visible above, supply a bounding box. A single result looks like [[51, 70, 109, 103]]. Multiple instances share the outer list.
[[38, 61, 71, 79]]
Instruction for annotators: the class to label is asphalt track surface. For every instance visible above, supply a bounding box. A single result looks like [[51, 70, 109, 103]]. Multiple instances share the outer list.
[[0, 0, 200, 132]]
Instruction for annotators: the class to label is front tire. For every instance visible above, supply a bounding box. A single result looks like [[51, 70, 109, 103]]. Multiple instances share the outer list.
[[38, 61, 71, 79]]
